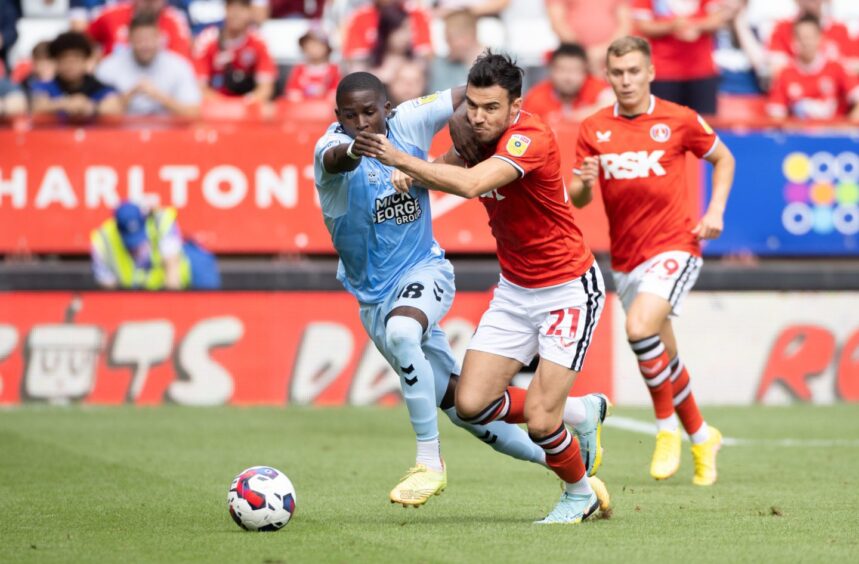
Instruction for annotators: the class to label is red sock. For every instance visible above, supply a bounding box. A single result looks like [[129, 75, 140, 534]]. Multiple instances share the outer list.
[[670, 357, 704, 435], [531, 424, 586, 483], [464, 388, 526, 425], [630, 335, 675, 420]]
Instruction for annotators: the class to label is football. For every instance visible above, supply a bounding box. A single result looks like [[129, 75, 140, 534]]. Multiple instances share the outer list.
[[227, 466, 296, 532]]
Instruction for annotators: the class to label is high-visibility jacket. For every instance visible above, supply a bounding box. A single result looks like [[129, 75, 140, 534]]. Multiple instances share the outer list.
[[90, 207, 191, 290]]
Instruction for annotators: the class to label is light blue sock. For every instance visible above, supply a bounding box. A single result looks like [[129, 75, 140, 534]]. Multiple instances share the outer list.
[[443, 407, 546, 466], [386, 316, 439, 441]]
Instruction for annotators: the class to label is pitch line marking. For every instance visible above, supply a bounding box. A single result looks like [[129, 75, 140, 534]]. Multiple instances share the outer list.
[[605, 416, 859, 448]]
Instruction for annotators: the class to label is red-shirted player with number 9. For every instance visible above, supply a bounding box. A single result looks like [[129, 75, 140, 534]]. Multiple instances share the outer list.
[[570, 36, 735, 486]]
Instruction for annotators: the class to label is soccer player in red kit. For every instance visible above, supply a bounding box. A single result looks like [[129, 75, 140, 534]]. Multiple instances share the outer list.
[[570, 36, 735, 486], [358, 52, 611, 525]]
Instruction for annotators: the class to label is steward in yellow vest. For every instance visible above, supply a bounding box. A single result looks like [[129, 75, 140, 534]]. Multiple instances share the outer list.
[[90, 202, 192, 290]]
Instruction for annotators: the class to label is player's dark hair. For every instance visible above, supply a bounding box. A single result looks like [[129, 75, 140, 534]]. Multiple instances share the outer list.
[[467, 50, 524, 100], [794, 12, 822, 31], [129, 10, 159, 31], [336, 72, 387, 106], [551, 43, 587, 64], [32, 40, 51, 60], [225, 0, 253, 6], [48, 31, 93, 59]]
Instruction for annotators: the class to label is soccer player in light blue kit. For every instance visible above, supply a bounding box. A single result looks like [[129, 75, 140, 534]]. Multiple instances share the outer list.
[[313, 72, 548, 507]]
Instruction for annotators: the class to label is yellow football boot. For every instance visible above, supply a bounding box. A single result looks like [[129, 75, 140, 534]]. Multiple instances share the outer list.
[[588, 476, 611, 512], [650, 428, 682, 480], [691, 427, 723, 486], [389, 463, 447, 507]]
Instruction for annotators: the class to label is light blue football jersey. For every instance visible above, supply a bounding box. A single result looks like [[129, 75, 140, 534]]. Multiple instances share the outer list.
[[313, 89, 454, 304]]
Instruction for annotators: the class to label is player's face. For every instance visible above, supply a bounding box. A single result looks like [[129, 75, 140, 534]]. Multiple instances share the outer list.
[[606, 51, 654, 111], [55, 51, 89, 83], [465, 84, 522, 145], [335, 90, 392, 137], [225, 3, 253, 34], [550, 55, 587, 98]]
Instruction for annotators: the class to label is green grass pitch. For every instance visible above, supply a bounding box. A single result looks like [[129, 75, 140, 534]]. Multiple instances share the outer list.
[[2, 405, 858, 563]]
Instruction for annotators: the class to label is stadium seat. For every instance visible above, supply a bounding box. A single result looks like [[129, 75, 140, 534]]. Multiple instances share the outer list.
[[717, 93, 767, 122], [8, 18, 70, 66], [259, 19, 312, 65]]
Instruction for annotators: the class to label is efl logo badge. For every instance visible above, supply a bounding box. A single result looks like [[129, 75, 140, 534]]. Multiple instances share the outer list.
[[506, 134, 531, 157], [650, 123, 671, 143], [414, 93, 439, 106]]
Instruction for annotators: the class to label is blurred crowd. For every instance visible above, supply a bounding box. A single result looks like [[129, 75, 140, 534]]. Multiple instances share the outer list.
[[0, 0, 857, 124]]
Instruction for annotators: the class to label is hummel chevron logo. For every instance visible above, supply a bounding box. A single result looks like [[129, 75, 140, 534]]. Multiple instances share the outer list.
[[404, 375, 418, 386], [401, 364, 415, 374], [596, 130, 612, 143]]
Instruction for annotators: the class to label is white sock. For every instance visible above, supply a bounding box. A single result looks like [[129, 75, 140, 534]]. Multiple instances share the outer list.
[[563, 397, 588, 427], [690, 422, 710, 444], [564, 475, 593, 496], [416, 438, 443, 472], [656, 413, 679, 432]]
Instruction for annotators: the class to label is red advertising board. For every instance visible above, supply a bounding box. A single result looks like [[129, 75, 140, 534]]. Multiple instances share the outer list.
[[0, 122, 643, 255], [0, 291, 614, 406]]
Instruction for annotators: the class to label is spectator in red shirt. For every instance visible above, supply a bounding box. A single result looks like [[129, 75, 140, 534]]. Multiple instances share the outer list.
[[546, 0, 632, 73], [766, 13, 859, 122], [632, 0, 738, 115], [194, 0, 276, 106], [87, 0, 192, 59], [767, 0, 856, 75], [285, 26, 340, 102], [342, 0, 433, 71], [523, 43, 614, 122]]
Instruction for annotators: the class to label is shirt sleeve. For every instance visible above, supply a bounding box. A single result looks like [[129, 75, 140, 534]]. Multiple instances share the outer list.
[[175, 57, 202, 105], [491, 121, 550, 178], [572, 121, 597, 175], [390, 89, 454, 152], [631, 0, 654, 21], [159, 222, 184, 259], [314, 128, 354, 182], [409, 9, 433, 56], [254, 40, 276, 84], [684, 110, 720, 159], [766, 71, 789, 118]]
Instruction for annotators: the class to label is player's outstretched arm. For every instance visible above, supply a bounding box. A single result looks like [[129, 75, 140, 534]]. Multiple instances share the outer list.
[[322, 141, 365, 174], [358, 132, 518, 198], [569, 156, 599, 208], [693, 141, 735, 240]]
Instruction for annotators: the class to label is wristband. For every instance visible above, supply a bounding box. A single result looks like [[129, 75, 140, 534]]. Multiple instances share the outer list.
[[346, 140, 360, 160]]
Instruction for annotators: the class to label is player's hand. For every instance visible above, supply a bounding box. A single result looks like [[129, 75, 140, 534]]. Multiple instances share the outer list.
[[352, 131, 387, 159], [692, 208, 724, 240], [391, 169, 414, 194], [579, 156, 599, 189], [449, 106, 487, 164]]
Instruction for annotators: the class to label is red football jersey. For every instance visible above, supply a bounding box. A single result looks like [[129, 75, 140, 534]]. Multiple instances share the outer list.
[[342, 3, 433, 60], [574, 96, 719, 273], [285, 63, 341, 102], [194, 27, 276, 97], [481, 111, 594, 288], [767, 57, 859, 120], [87, 4, 191, 58], [631, 0, 718, 80], [768, 18, 852, 67], [522, 76, 612, 122]]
